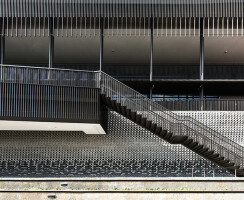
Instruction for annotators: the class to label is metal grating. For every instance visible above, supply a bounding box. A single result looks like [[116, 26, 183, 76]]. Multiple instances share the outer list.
[[0, 0, 244, 37], [0, 110, 232, 177], [0, 65, 242, 177], [176, 111, 244, 147], [157, 99, 244, 111], [0, 65, 100, 122]]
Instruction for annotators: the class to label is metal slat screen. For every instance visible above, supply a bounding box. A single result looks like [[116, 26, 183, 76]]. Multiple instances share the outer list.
[[0, 65, 100, 122], [0, 0, 243, 37]]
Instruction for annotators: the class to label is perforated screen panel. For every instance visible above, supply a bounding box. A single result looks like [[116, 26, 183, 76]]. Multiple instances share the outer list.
[[0, 109, 234, 177]]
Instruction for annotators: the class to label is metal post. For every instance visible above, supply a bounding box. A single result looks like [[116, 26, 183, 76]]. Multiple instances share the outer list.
[[0, 19, 5, 81], [200, 18, 204, 109], [200, 85, 204, 109], [100, 18, 104, 72], [150, 18, 153, 99], [0, 35, 4, 65], [200, 19, 204, 78], [49, 18, 54, 69], [150, 85, 154, 100]]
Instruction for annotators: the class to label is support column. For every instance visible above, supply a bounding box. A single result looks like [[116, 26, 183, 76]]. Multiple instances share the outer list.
[[0, 19, 5, 81], [149, 18, 154, 99], [0, 20, 5, 65], [100, 18, 104, 72], [49, 18, 54, 69], [200, 18, 204, 100]]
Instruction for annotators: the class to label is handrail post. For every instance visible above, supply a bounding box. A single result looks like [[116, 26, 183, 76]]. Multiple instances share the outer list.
[[0, 19, 5, 82], [200, 18, 204, 110], [49, 17, 54, 69], [149, 17, 154, 100], [99, 17, 104, 89]]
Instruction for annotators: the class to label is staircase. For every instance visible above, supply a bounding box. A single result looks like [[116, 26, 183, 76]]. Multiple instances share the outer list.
[[1, 64, 244, 176], [100, 72, 244, 177]]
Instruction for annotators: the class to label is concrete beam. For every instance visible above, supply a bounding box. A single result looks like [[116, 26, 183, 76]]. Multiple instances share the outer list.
[[0, 120, 106, 134]]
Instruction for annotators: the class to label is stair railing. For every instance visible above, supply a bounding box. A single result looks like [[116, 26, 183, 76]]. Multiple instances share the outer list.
[[0, 65, 243, 169], [100, 71, 244, 168], [0, 64, 100, 88]]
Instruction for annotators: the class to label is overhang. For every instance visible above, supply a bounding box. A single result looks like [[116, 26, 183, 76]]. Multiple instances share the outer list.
[[0, 120, 106, 134]]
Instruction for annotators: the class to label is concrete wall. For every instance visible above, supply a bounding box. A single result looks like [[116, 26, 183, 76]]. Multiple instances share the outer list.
[[1, 191, 244, 200]]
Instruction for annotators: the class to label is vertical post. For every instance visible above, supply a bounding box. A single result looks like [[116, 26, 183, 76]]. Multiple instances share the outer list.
[[99, 18, 104, 89], [100, 18, 104, 72], [149, 18, 153, 99], [200, 18, 204, 109], [200, 18, 204, 80], [0, 19, 5, 81], [49, 18, 54, 69]]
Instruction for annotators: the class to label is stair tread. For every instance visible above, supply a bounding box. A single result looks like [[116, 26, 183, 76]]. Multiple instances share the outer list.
[[101, 94, 244, 177]]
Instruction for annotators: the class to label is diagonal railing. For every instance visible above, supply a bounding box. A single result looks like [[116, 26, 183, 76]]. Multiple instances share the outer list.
[[100, 72, 244, 170]]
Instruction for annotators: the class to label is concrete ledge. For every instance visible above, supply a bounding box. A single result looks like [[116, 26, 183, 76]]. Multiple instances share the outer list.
[[1, 177, 242, 181], [0, 191, 244, 200], [1, 178, 244, 191], [1, 190, 244, 193]]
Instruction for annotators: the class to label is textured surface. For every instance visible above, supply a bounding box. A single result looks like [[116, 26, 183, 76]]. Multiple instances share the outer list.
[[0, 110, 236, 177], [2, 178, 244, 191], [175, 111, 244, 147], [2, 191, 244, 200]]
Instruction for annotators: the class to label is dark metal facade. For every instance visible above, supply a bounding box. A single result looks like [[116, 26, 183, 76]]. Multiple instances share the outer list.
[[0, 0, 244, 37], [0, 1, 243, 178], [0, 65, 243, 177], [1, 0, 243, 18], [0, 65, 100, 122]]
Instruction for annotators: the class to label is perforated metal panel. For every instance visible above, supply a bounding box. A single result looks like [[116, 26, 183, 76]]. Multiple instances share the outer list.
[[176, 111, 244, 147], [0, 110, 232, 177]]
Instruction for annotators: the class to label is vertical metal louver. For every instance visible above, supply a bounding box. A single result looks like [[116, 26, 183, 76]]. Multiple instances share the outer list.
[[0, 0, 243, 37]]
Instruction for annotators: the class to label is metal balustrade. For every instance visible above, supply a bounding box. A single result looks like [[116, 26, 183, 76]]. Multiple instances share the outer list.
[[0, 64, 99, 88], [155, 99, 244, 111], [0, 64, 100, 122], [0, 64, 244, 176], [100, 72, 244, 176]]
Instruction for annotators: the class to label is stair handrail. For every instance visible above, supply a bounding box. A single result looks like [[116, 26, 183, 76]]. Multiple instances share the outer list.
[[102, 84, 242, 159], [100, 71, 244, 167], [1, 65, 243, 168]]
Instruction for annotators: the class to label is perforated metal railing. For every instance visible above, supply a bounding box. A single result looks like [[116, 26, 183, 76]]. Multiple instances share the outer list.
[[0, 64, 100, 121], [100, 72, 244, 169], [0, 64, 244, 169], [156, 99, 244, 111], [0, 64, 99, 88]]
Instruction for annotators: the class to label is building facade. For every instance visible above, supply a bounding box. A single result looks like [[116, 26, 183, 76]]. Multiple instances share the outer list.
[[0, 0, 244, 177]]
